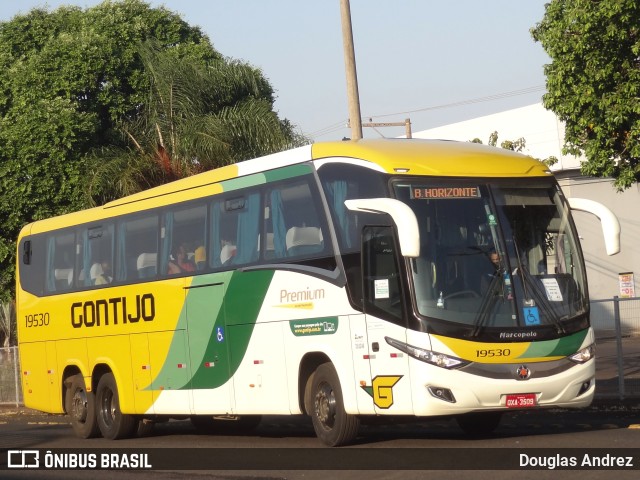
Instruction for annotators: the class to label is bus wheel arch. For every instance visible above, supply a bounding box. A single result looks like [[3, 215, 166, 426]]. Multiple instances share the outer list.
[[308, 361, 360, 447], [299, 352, 332, 415], [63, 369, 99, 439], [61, 365, 82, 414], [93, 369, 136, 440]]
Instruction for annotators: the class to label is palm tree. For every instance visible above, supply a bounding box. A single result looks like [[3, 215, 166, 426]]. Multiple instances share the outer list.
[[85, 42, 306, 205]]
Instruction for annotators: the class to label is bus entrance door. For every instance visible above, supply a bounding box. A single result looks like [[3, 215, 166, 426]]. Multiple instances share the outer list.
[[362, 225, 413, 415], [186, 280, 233, 414]]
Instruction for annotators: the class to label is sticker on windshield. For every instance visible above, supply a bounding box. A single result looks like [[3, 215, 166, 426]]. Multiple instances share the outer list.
[[523, 306, 541, 326], [541, 278, 563, 301], [487, 213, 498, 226], [374, 279, 390, 299]]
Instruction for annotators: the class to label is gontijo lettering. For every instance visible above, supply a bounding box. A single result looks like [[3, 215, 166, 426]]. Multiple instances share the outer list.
[[71, 293, 155, 328]]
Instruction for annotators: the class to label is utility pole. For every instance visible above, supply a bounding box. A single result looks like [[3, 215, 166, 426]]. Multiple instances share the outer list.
[[340, 0, 362, 140], [362, 118, 413, 138]]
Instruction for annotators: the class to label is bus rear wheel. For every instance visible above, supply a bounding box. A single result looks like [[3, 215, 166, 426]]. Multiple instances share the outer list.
[[309, 363, 359, 447], [65, 374, 99, 438], [95, 373, 136, 440]]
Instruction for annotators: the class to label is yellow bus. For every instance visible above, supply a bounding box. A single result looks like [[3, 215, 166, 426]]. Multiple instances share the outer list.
[[16, 139, 619, 446]]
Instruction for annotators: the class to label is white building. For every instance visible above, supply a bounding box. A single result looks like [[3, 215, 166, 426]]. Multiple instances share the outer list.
[[414, 103, 639, 333]]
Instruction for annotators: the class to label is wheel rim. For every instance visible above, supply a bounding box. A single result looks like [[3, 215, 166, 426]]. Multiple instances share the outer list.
[[71, 388, 88, 424], [314, 382, 336, 430], [99, 387, 116, 429]]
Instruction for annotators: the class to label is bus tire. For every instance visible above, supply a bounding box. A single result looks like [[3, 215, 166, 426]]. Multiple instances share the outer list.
[[310, 362, 359, 447], [95, 373, 136, 440], [65, 374, 99, 439], [456, 411, 503, 436]]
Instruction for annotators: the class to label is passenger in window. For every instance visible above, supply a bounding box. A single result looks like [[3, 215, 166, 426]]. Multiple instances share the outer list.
[[93, 260, 113, 285], [168, 244, 196, 274], [220, 239, 237, 265], [194, 244, 206, 270]]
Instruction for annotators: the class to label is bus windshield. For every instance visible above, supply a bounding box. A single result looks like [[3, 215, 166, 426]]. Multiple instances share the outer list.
[[394, 180, 588, 334]]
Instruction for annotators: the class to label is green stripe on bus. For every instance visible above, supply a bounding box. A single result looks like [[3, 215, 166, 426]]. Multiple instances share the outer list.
[[219, 164, 313, 193], [519, 329, 589, 358], [263, 164, 312, 182], [189, 269, 274, 389], [220, 173, 267, 192], [144, 269, 274, 391]]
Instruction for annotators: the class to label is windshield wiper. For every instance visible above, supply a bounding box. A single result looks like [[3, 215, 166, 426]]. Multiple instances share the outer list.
[[470, 271, 503, 337], [511, 235, 566, 334]]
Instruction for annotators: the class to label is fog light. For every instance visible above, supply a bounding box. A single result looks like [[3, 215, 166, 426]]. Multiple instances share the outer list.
[[577, 380, 591, 396], [428, 386, 456, 403]]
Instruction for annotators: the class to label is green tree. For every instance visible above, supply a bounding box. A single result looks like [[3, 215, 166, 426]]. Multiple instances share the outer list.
[[0, 300, 15, 347], [531, 0, 640, 190], [85, 42, 305, 205], [471, 131, 558, 167], [0, 0, 302, 302]]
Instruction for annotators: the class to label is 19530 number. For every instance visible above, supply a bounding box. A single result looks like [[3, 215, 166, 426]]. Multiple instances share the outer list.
[[476, 348, 511, 358], [25, 313, 50, 328]]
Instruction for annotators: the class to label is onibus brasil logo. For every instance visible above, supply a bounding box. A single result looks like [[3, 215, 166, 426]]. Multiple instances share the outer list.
[[361, 375, 403, 409]]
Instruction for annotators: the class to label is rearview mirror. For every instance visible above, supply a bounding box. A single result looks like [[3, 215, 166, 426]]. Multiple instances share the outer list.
[[344, 198, 420, 257]]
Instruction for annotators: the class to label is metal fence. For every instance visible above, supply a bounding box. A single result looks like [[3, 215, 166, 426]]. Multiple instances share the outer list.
[[592, 296, 640, 400], [0, 346, 22, 407], [1, 297, 638, 406]]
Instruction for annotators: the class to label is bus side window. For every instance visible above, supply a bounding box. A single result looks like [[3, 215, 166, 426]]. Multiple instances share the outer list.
[[362, 225, 404, 324], [161, 203, 207, 275], [45, 231, 75, 293], [267, 179, 327, 260], [210, 193, 260, 268], [79, 224, 114, 287], [116, 214, 159, 282]]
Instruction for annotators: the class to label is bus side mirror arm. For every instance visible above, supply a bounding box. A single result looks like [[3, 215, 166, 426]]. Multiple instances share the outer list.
[[568, 197, 620, 256], [345, 198, 420, 257]]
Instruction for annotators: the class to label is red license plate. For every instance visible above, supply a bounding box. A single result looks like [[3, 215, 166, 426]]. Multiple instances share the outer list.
[[505, 393, 537, 408]]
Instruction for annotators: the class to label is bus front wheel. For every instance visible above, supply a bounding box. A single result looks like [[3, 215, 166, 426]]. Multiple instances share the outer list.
[[309, 363, 359, 447], [95, 373, 136, 440], [65, 374, 99, 438]]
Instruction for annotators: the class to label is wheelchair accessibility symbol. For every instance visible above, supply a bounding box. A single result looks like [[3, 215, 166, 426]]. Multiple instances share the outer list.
[[216, 327, 224, 342], [523, 306, 540, 326]]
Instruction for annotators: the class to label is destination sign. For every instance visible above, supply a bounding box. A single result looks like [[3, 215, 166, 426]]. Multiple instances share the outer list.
[[411, 186, 481, 199]]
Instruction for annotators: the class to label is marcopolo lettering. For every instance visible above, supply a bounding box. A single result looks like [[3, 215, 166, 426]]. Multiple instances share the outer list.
[[71, 294, 155, 328]]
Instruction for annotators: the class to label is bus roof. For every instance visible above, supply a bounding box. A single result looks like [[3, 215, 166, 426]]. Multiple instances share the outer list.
[[22, 138, 551, 235], [312, 138, 550, 177]]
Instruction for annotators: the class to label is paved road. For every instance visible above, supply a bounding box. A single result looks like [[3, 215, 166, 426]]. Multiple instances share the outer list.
[[1, 405, 639, 479]]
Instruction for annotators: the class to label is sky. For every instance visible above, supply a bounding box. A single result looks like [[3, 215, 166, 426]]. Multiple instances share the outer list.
[[0, 0, 551, 142]]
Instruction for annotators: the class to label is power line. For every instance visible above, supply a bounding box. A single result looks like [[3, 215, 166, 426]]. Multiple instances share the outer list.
[[309, 85, 546, 138], [365, 85, 546, 119]]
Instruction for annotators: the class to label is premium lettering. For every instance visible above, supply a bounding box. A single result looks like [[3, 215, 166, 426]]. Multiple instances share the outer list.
[[280, 287, 325, 303], [71, 294, 155, 328]]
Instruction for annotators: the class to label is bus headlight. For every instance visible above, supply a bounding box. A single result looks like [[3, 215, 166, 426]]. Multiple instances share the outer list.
[[385, 337, 469, 369], [568, 344, 595, 364]]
